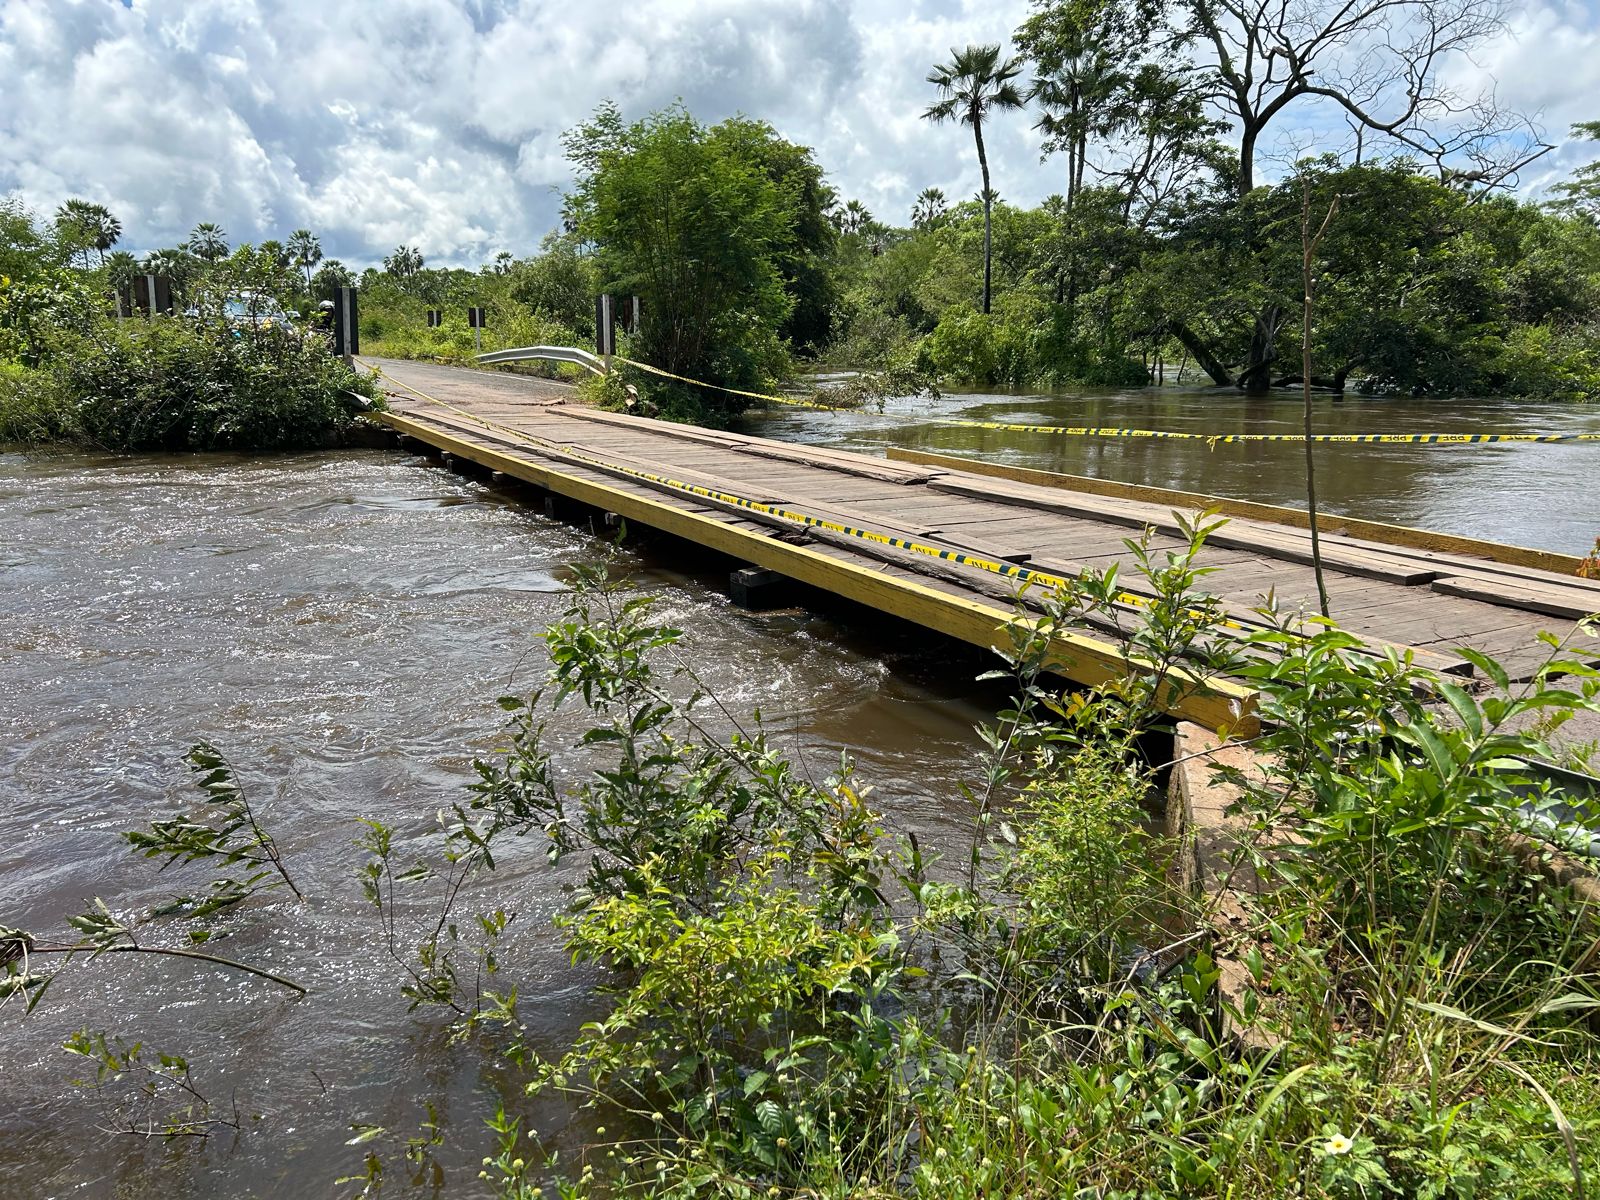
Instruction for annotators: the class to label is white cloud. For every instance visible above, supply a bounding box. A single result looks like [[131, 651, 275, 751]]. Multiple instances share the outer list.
[[2, 0, 1595, 269]]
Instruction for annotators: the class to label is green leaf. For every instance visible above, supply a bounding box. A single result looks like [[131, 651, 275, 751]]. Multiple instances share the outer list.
[[754, 1099, 783, 1135]]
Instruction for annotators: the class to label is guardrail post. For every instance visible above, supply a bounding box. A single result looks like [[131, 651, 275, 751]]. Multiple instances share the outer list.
[[333, 286, 360, 362]]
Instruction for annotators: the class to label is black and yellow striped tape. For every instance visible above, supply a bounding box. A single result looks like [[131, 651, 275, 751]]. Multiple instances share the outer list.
[[605, 354, 1600, 447], [359, 359, 1243, 630]]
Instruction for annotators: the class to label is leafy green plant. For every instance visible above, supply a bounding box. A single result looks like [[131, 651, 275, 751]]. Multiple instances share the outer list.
[[63, 1027, 241, 1139], [3, 745, 307, 1014], [125, 742, 303, 916]]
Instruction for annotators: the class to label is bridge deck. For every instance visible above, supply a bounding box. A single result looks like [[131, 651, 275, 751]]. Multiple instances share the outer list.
[[366, 358, 1600, 732]]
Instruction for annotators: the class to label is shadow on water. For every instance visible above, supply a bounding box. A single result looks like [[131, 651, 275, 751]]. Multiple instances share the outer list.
[[0, 447, 1011, 1199]]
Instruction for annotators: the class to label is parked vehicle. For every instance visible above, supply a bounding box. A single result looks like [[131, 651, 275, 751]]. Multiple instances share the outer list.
[[184, 291, 296, 331]]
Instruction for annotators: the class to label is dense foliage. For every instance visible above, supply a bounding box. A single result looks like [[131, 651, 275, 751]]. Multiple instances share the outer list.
[[334, 541, 1597, 1199], [560, 104, 837, 424], [0, 201, 378, 449]]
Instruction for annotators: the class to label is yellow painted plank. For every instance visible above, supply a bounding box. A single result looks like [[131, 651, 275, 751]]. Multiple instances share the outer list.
[[375, 411, 1259, 734]]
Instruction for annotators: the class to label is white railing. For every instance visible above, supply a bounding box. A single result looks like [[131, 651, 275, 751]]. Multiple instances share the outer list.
[[475, 345, 607, 376]]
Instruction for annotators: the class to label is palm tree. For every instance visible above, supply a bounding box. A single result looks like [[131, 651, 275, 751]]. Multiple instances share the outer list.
[[492, 250, 515, 275], [187, 222, 228, 262], [259, 239, 292, 272], [923, 44, 1026, 314], [140, 247, 199, 301], [311, 259, 352, 301], [834, 199, 872, 236], [54, 199, 121, 267], [287, 229, 322, 289], [384, 245, 424, 277], [105, 250, 139, 289], [911, 187, 948, 229]]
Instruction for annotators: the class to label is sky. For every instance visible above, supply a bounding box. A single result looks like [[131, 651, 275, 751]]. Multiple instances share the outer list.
[[2, 0, 1598, 270]]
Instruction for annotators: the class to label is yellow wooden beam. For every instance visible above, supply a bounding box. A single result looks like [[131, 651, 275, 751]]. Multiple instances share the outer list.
[[887, 447, 1584, 575], [375, 411, 1260, 735]]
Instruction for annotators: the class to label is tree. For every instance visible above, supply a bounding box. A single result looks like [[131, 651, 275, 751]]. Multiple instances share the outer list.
[[258, 240, 292, 273], [187, 223, 229, 263], [492, 250, 515, 275], [105, 250, 140, 293], [709, 117, 840, 353], [384, 245, 424, 277], [140, 247, 201, 298], [54, 199, 121, 267], [563, 103, 796, 424], [835, 199, 873, 235], [924, 44, 1028, 314], [1017, 0, 1150, 211], [912, 187, 948, 228], [310, 259, 353, 301], [287, 229, 322, 290], [1548, 122, 1600, 223], [1, 196, 64, 282], [1178, 0, 1548, 195], [511, 236, 597, 335]]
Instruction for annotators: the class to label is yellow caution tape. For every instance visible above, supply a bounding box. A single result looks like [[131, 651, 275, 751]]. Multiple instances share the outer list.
[[357, 358, 1246, 631], [608, 355, 1600, 447], [613, 355, 843, 410], [943, 421, 1600, 446]]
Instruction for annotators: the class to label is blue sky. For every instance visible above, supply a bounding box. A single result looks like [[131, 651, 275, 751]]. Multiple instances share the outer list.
[[2, 0, 1597, 269]]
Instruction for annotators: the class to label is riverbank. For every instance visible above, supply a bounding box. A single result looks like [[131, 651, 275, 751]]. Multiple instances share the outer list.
[[0, 319, 379, 451]]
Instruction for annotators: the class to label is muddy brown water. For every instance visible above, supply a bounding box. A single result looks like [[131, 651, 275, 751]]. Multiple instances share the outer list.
[[743, 386, 1600, 555], [5, 384, 1598, 1196], [0, 448, 998, 1198]]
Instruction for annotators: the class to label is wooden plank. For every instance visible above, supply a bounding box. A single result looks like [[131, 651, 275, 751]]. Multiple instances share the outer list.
[[373, 408, 1259, 732], [557, 406, 939, 483], [888, 447, 1585, 574], [1432, 576, 1600, 621], [931, 476, 1438, 586]]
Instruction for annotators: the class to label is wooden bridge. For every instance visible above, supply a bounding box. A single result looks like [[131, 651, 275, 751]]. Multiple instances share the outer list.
[[365, 357, 1600, 733]]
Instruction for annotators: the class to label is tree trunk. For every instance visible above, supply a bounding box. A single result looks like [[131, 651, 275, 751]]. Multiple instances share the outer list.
[[974, 115, 993, 315], [1168, 322, 1233, 386], [1238, 304, 1284, 394], [1238, 122, 1259, 195]]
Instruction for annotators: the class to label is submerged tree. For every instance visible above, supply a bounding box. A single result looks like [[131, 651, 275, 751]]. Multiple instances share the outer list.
[[924, 44, 1028, 314]]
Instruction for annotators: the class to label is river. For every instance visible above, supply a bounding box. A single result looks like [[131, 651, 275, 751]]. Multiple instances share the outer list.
[[0, 448, 996, 1198], [4, 384, 1598, 1196], [743, 386, 1600, 555]]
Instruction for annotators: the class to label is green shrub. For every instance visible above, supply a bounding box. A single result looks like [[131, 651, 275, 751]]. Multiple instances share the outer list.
[[36, 317, 378, 451], [918, 304, 1002, 384], [1493, 322, 1600, 402], [0, 360, 79, 443]]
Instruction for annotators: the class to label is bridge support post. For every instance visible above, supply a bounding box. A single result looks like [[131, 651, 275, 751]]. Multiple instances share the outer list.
[[729, 567, 791, 610]]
